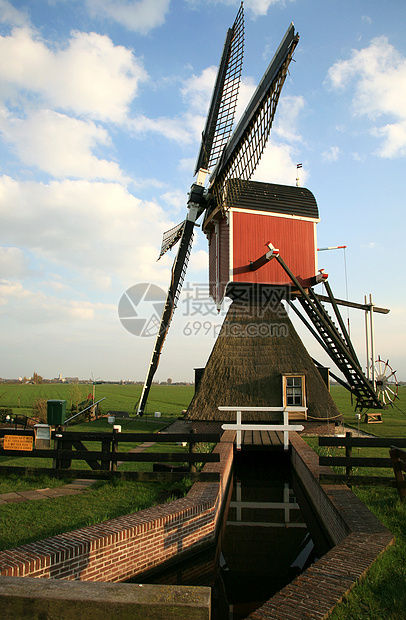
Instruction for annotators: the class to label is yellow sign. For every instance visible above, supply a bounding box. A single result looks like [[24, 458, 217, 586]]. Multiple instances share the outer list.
[[4, 435, 33, 451]]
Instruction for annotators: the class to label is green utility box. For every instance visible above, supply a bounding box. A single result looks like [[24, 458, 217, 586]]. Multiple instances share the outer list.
[[47, 399, 67, 426]]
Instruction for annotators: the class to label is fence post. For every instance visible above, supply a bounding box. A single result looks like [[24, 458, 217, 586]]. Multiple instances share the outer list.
[[346, 431, 352, 476], [53, 432, 72, 470], [283, 408, 289, 451], [390, 447, 406, 502], [101, 436, 111, 471], [53, 433, 60, 471], [189, 428, 197, 474], [236, 410, 242, 450], [111, 429, 119, 472]]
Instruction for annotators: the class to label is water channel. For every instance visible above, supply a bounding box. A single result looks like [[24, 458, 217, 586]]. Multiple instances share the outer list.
[[138, 451, 331, 619]]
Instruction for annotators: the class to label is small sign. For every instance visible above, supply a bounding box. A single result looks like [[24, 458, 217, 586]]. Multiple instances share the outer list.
[[4, 435, 33, 451]]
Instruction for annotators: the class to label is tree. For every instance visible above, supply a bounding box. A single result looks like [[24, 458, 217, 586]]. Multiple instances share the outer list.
[[69, 382, 83, 412], [32, 372, 43, 384], [32, 398, 47, 423]]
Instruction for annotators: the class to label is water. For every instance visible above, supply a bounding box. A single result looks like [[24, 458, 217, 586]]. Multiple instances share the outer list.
[[138, 452, 331, 619]]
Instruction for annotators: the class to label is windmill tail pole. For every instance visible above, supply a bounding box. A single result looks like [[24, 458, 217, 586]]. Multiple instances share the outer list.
[[65, 398, 106, 424]]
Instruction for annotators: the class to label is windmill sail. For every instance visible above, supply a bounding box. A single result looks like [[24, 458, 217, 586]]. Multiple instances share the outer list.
[[158, 220, 185, 260], [137, 218, 195, 414], [195, 2, 244, 174], [210, 23, 299, 211], [137, 5, 246, 415]]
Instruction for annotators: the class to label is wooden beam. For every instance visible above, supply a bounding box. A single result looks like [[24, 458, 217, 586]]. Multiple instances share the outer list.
[[315, 293, 390, 314]]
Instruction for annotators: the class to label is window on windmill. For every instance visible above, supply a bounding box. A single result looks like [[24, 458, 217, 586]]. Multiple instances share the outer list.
[[286, 376, 303, 406], [281, 373, 306, 415]]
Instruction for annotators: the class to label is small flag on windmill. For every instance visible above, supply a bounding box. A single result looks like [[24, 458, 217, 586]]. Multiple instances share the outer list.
[[296, 163, 302, 186]]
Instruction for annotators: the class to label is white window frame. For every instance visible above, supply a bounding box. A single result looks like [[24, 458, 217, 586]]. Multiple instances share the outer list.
[[282, 374, 307, 419]]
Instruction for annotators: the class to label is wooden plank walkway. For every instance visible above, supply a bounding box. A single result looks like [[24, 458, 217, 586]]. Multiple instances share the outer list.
[[240, 430, 284, 450]]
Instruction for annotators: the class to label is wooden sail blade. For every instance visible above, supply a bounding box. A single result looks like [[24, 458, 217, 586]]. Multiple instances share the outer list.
[[157, 220, 185, 260], [137, 219, 195, 415], [210, 23, 299, 211], [194, 2, 244, 175]]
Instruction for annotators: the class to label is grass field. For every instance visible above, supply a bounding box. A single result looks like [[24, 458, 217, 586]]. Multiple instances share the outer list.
[[0, 382, 195, 420], [329, 384, 406, 437], [1, 381, 405, 425]]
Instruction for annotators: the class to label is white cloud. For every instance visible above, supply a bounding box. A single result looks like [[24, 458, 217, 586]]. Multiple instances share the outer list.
[[0, 175, 174, 288], [179, 158, 195, 174], [85, 0, 171, 34], [188, 248, 208, 273], [273, 95, 305, 143], [327, 36, 406, 158], [253, 142, 305, 186], [129, 113, 199, 144], [0, 109, 128, 180], [0, 27, 148, 123], [0, 0, 28, 27], [161, 190, 187, 214], [181, 66, 218, 114], [0, 278, 113, 324], [234, 76, 257, 126], [126, 65, 221, 146], [372, 121, 406, 158], [322, 146, 340, 162], [352, 151, 365, 162], [245, 0, 293, 17], [0, 247, 33, 279], [184, 0, 293, 19], [360, 242, 378, 249]]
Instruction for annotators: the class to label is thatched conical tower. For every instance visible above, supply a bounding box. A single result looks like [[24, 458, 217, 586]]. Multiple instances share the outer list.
[[186, 300, 341, 423]]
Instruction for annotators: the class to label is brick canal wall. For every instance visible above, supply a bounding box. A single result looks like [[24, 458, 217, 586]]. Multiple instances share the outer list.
[[0, 431, 235, 583], [247, 432, 395, 620]]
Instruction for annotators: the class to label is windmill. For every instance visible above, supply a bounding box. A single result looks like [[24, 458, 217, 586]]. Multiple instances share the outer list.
[[137, 3, 394, 417]]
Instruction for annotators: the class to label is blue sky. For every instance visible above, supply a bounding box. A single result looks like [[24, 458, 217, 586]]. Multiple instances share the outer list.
[[0, 0, 405, 385]]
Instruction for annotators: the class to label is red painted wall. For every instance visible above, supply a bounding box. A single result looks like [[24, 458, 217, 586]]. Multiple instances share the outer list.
[[231, 211, 317, 285]]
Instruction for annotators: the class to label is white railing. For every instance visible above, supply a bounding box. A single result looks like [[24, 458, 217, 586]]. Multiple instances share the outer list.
[[227, 481, 307, 528], [219, 406, 306, 450]]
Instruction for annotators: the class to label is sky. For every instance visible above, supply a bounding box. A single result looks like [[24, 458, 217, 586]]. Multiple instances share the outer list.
[[0, 0, 405, 387]]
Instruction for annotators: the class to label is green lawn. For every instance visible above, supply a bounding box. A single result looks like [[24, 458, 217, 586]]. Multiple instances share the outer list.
[[0, 382, 195, 420], [0, 477, 193, 550], [330, 384, 406, 437]]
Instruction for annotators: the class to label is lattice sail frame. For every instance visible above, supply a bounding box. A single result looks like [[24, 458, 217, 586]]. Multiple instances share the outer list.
[[206, 5, 244, 172], [195, 3, 244, 174], [158, 220, 185, 260], [212, 30, 299, 212]]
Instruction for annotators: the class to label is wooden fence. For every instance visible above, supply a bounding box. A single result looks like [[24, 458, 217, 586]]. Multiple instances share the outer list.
[[0, 412, 37, 430], [0, 429, 221, 482], [390, 447, 406, 501], [318, 432, 406, 491]]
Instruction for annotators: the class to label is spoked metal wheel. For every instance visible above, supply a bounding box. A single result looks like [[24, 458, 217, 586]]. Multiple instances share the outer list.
[[371, 356, 399, 406]]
